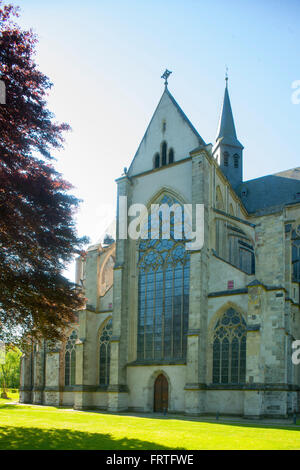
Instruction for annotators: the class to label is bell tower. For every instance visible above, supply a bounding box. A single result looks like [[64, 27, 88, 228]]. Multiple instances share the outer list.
[[213, 75, 243, 191]]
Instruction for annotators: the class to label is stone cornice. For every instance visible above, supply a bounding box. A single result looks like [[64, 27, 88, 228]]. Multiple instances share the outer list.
[[185, 383, 300, 391], [107, 384, 129, 393], [125, 156, 192, 181], [127, 359, 186, 367], [208, 288, 248, 298]]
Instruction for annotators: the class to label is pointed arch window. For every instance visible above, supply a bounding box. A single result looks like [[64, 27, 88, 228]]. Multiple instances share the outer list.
[[168, 148, 174, 164], [137, 195, 190, 362], [153, 143, 175, 169], [215, 186, 224, 211], [212, 308, 246, 384], [65, 330, 77, 386], [99, 318, 112, 386], [161, 142, 167, 166], [154, 153, 160, 169]]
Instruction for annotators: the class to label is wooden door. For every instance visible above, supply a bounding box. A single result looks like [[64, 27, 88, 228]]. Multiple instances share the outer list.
[[154, 374, 168, 412]]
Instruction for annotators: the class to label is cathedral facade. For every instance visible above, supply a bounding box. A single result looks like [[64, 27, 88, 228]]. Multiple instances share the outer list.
[[20, 77, 300, 418]]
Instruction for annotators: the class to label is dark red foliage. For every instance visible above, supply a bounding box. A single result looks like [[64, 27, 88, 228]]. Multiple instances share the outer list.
[[0, 2, 88, 344]]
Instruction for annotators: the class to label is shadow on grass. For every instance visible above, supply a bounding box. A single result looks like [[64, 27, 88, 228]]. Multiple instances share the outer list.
[[0, 403, 32, 411], [0, 425, 182, 450], [69, 408, 300, 433], [1, 403, 299, 436]]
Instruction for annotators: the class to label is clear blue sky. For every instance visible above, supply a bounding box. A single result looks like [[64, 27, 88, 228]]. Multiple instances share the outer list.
[[14, 0, 300, 278]]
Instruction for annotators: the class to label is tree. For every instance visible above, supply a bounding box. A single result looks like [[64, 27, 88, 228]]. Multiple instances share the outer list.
[[0, 2, 88, 345], [0, 345, 22, 394]]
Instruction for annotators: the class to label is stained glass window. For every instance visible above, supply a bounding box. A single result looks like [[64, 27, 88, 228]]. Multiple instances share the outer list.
[[137, 195, 190, 362], [65, 330, 77, 386], [99, 319, 112, 386], [212, 308, 246, 384]]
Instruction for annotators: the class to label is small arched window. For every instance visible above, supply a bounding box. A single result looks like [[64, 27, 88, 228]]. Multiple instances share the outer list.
[[161, 142, 167, 166], [99, 319, 112, 386], [213, 308, 246, 384], [65, 330, 77, 386], [234, 154, 239, 168], [154, 153, 160, 169], [168, 148, 174, 164], [223, 152, 229, 167]]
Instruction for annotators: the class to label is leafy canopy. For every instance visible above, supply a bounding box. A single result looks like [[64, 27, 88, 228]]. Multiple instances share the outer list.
[[0, 2, 88, 345]]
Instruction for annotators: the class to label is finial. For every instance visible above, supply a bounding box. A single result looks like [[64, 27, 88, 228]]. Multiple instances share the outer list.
[[225, 65, 228, 88], [161, 69, 172, 87]]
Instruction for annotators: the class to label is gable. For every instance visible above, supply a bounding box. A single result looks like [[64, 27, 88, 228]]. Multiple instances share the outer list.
[[127, 88, 205, 177]]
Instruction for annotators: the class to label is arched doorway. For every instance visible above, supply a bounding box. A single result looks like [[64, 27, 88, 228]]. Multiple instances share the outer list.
[[154, 374, 168, 412]]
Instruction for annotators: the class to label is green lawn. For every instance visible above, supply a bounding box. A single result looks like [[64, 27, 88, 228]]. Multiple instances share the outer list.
[[0, 396, 300, 449]]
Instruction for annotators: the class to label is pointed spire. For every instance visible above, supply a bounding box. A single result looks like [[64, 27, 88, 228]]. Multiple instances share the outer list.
[[216, 77, 243, 148]]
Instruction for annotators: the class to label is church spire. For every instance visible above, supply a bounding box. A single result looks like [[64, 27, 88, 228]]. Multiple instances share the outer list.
[[216, 75, 241, 147], [213, 77, 244, 191]]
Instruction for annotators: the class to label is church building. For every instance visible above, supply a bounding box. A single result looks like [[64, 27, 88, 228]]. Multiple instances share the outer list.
[[20, 72, 300, 418]]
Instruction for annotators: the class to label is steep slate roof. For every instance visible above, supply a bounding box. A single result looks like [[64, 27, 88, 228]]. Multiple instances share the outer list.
[[237, 167, 300, 215], [215, 84, 243, 149]]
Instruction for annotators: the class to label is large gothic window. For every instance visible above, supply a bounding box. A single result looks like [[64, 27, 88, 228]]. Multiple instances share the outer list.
[[99, 319, 112, 386], [137, 195, 190, 362], [65, 330, 77, 386], [212, 308, 246, 384]]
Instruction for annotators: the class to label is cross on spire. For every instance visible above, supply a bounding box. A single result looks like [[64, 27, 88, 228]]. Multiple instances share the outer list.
[[161, 69, 172, 87], [225, 65, 228, 88]]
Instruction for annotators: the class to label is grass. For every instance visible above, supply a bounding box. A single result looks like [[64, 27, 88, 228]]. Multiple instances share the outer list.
[[0, 396, 300, 450]]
